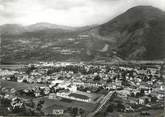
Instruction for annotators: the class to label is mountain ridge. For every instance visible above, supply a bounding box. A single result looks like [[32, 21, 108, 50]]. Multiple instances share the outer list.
[[86, 5, 165, 60], [1, 5, 165, 64]]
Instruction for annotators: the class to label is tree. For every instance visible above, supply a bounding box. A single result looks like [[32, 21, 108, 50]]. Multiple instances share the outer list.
[[151, 96, 157, 103], [10, 75, 17, 81], [71, 107, 78, 116], [79, 108, 84, 115], [117, 103, 125, 112], [107, 104, 114, 112], [26, 99, 35, 108], [36, 100, 45, 115], [47, 69, 53, 75], [130, 92, 135, 97], [135, 92, 141, 98], [93, 75, 101, 81], [26, 65, 36, 75], [140, 89, 145, 96]]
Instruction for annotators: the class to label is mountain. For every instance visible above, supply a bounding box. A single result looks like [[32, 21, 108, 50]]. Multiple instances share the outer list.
[[0, 24, 26, 35], [26, 22, 77, 31], [0, 23, 75, 35], [87, 6, 165, 60], [0, 6, 165, 64], [0, 22, 95, 37]]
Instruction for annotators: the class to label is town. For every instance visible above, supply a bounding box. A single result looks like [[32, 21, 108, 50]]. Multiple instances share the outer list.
[[0, 62, 164, 117]]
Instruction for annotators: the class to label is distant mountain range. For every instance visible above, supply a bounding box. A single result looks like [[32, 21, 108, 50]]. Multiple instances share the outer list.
[[0, 6, 165, 64], [0, 23, 94, 34]]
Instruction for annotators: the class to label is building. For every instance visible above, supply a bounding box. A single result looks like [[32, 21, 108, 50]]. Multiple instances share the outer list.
[[56, 92, 91, 103], [138, 96, 151, 105]]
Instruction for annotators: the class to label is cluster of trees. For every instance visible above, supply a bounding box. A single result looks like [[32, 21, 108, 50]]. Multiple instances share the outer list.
[[19, 99, 45, 116], [67, 107, 85, 117], [0, 93, 45, 116], [106, 102, 125, 113]]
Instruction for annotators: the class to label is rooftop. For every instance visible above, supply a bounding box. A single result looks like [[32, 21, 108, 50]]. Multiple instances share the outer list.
[[69, 93, 89, 100]]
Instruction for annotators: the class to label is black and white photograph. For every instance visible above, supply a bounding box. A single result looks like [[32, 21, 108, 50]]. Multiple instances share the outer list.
[[0, 0, 165, 116]]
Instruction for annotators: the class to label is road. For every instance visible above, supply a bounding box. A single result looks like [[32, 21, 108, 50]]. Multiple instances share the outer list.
[[87, 91, 115, 117]]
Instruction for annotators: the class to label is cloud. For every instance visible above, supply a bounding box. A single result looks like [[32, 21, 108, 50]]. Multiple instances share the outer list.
[[0, 0, 164, 26], [42, 0, 86, 10]]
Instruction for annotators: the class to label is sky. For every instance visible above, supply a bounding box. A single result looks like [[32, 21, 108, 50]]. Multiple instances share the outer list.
[[0, 0, 165, 26]]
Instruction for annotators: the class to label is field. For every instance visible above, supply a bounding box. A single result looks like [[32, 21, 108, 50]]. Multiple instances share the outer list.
[[106, 109, 164, 117], [33, 96, 98, 115], [0, 79, 45, 90]]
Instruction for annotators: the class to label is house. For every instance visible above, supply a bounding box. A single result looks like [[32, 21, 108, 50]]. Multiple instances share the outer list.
[[157, 90, 165, 99], [48, 93, 57, 99], [138, 96, 151, 105], [117, 89, 130, 98], [78, 34, 89, 40]]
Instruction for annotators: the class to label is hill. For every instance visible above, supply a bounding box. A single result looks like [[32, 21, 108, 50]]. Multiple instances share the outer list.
[[87, 6, 165, 60]]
